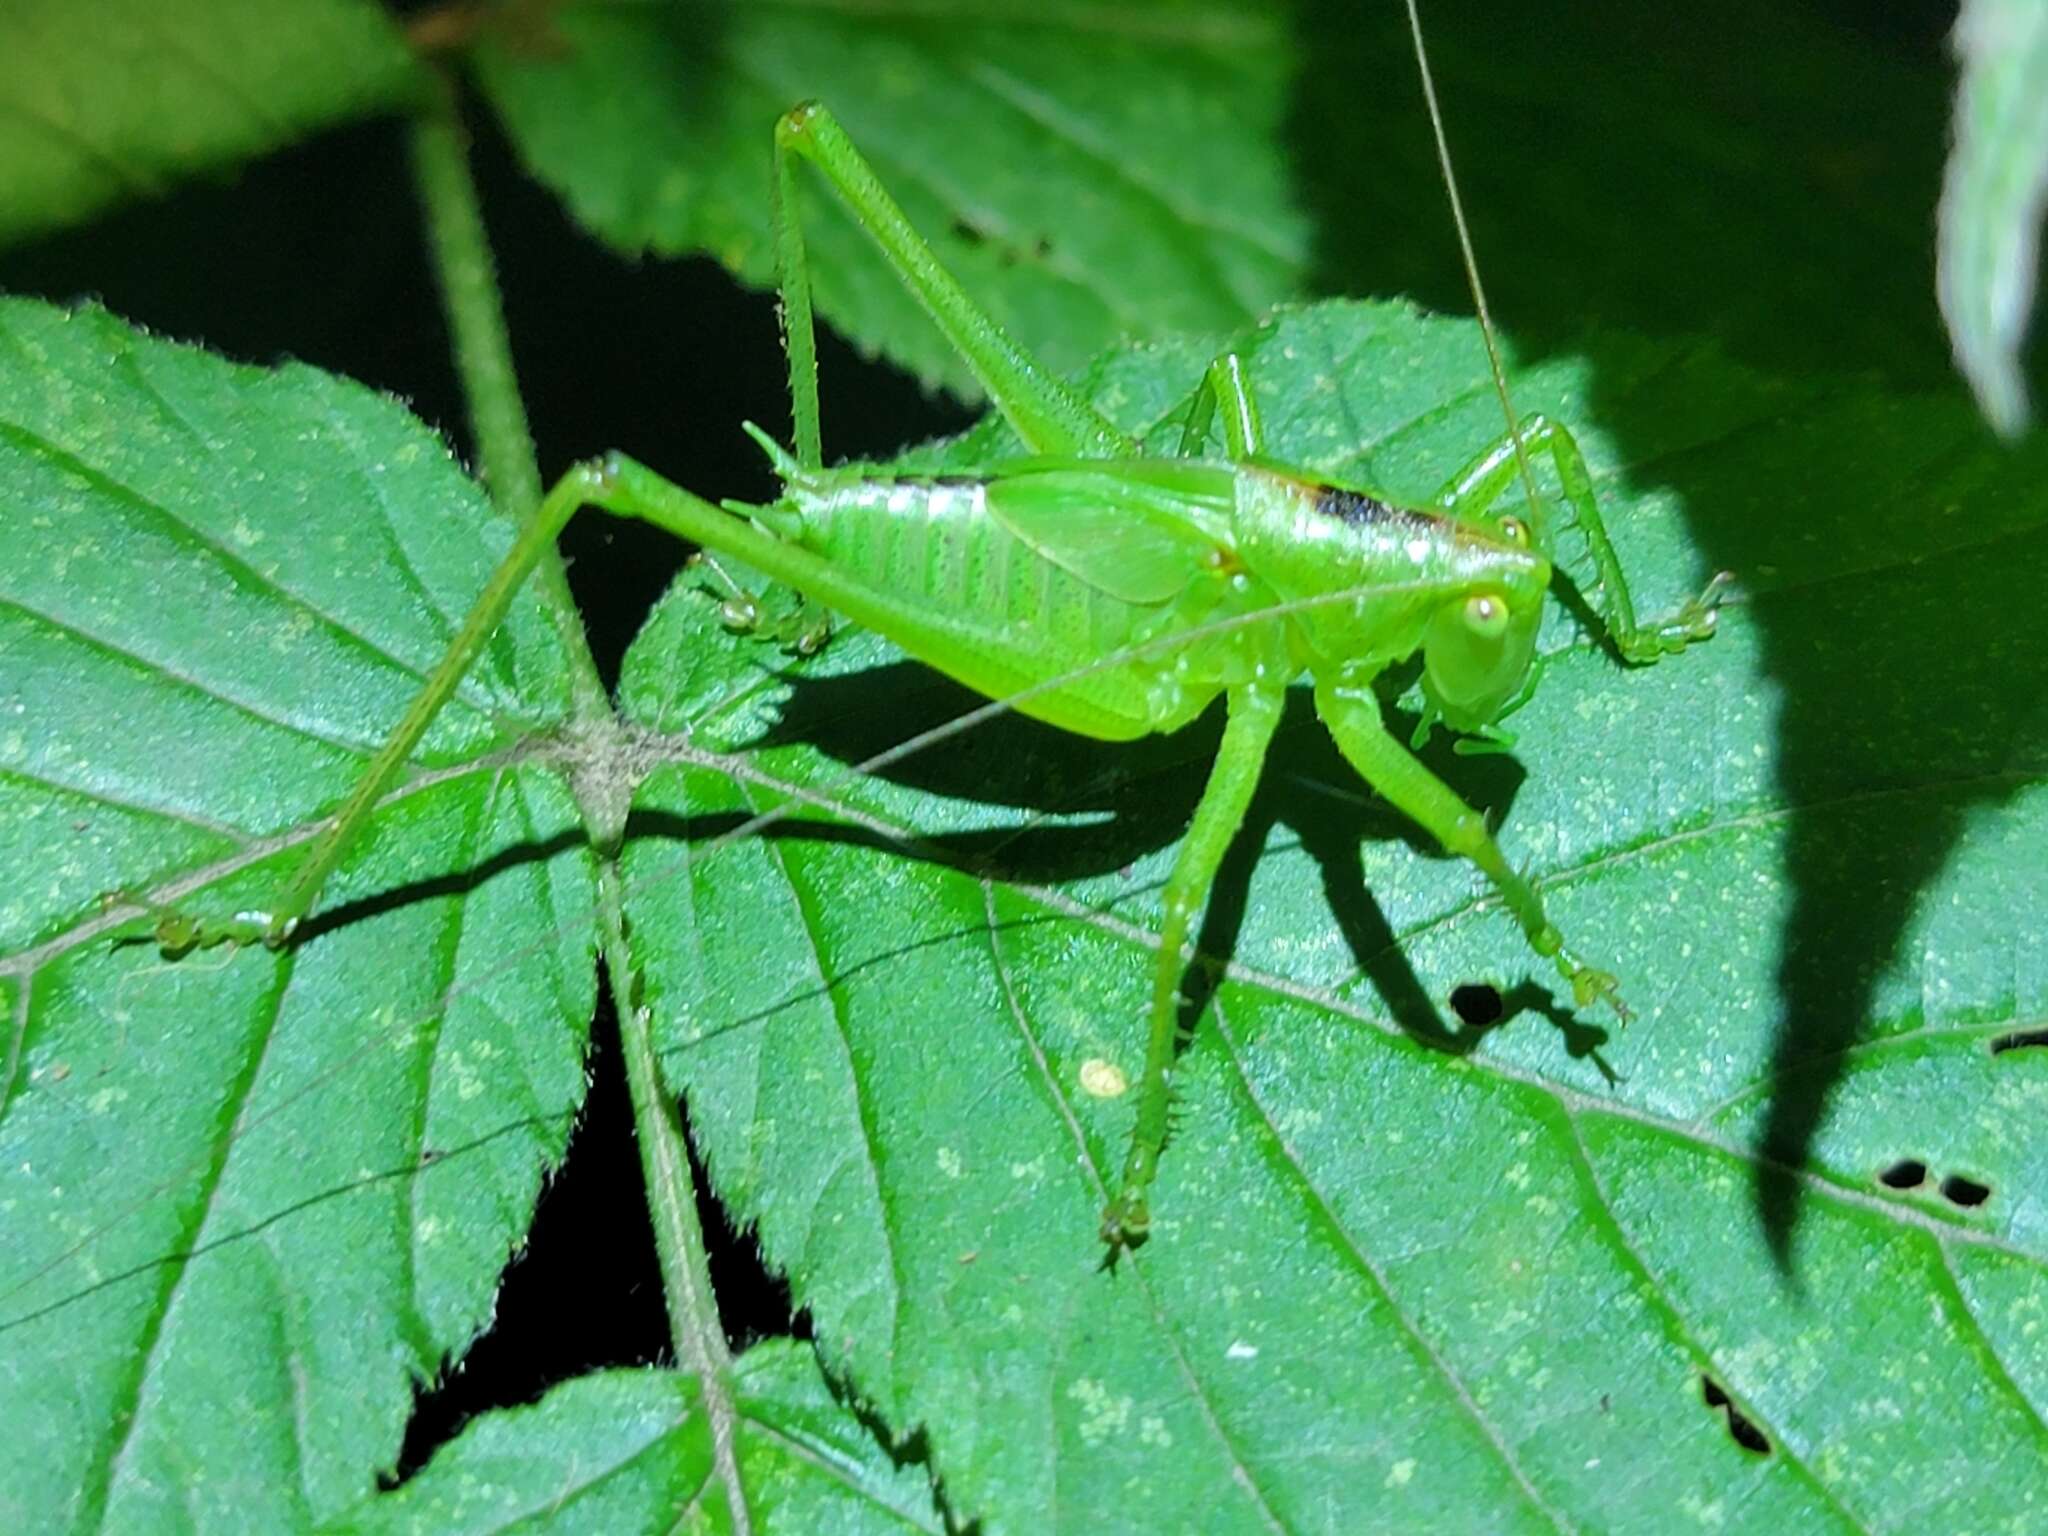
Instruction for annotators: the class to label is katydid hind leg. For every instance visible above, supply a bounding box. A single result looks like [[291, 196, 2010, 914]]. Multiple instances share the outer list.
[[770, 111, 826, 472], [139, 457, 807, 952], [1313, 672, 1628, 1019], [1105, 683, 1286, 1248], [773, 102, 1129, 461], [138, 460, 638, 951]]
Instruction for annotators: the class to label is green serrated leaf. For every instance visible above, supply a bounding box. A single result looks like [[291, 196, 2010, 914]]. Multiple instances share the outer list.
[[327, 1344, 940, 1534], [616, 302, 2048, 1533], [469, 0, 1306, 395], [1939, 0, 2048, 437], [0, 299, 596, 1531], [0, 0, 419, 250], [6, 289, 2047, 1533]]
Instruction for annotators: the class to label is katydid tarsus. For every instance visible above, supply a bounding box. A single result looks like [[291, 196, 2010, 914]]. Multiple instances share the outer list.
[[130, 50, 1724, 1253]]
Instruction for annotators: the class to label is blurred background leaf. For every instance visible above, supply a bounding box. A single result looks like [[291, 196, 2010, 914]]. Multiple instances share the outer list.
[[469, 0, 1307, 395], [1938, 0, 2048, 437], [0, 0, 418, 249]]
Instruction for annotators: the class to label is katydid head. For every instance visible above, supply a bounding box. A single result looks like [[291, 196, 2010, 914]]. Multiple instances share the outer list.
[[1417, 510, 1547, 730], [1420, 582, 1542, 730]]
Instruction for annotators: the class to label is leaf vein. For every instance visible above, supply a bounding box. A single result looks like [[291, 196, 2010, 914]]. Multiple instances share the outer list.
[[0, 413, 515, 723], [0, 761, 252, 846], [1206, 992, 1576, 1533], [981, 889, 1291, 1535], [751, 810, 909, 1399], [93, 949, 301, 1529], [1559, 1111, 1873, 1531], [1931, 1241, 2048, 1443]]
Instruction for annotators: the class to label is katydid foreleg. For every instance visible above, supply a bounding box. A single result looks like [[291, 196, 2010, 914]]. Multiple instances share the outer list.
[[1431, 414, 1727, 662], [1313, 673, 1622, 1014]]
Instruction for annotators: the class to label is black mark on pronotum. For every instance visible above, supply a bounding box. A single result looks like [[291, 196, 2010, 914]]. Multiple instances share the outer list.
[[1701, 1376, 1770, 1455], [1990, 1028, 2048, 1055], [1876, 1159, 1927, 1190], [1313, 485, 1421, 529]]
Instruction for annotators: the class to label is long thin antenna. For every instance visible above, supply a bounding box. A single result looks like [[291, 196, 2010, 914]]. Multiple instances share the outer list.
[[1403, 0, 1546, 528]]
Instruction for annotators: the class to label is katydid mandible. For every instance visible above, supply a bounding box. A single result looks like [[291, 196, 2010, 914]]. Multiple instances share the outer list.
[[145, 95, 1722, 1250]]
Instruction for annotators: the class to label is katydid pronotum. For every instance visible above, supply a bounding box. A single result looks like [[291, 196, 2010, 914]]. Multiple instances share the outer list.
[[136, 83, 1724, 1252]]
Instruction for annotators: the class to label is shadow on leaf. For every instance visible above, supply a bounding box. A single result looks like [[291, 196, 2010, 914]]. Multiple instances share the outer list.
[[1579, 344, 2047, 1267]]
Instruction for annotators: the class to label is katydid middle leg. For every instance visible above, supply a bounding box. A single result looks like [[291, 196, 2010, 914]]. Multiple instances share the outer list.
[[1104, 680, 1287, 1247]]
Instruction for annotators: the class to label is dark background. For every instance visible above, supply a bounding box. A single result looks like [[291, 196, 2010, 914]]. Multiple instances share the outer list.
[[0, 0, 1984, 1479]]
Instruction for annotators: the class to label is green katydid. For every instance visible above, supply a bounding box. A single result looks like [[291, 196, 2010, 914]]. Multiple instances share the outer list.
[[139, 88, 1723, 1250]]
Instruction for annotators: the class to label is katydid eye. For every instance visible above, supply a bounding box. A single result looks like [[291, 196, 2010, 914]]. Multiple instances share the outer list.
[[1498, 517, 1529, 547], [1463, 594, 1510, 638]]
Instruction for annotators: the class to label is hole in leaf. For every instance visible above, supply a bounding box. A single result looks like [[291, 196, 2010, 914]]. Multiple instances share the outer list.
[[1701, 1376, 1770, 1455], [1877, 1158, 1927, 1190], [1991, 1028, 2048, 1055], [1450, 983, 1504, 1027], [1939, 1174, 1991, 1208]]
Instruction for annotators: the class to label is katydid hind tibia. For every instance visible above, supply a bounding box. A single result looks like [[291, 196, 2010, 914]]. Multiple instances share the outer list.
[[138, 97, 1723, 1250]]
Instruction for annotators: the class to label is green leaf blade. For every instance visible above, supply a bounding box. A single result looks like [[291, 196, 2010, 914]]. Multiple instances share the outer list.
[[0, 0, 419, 249], [329, 1344, 942, 1534], [617, 299, 2048, 1531], [0, 301, 599, 1532]]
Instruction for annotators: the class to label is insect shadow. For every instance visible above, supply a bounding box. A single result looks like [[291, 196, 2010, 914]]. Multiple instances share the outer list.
[[717, 654, 1600, 1062], [1656, 409, 2048, 1272]]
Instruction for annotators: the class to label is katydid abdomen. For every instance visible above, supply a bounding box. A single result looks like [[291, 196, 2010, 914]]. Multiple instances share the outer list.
[[761, 457, 1262, 742]]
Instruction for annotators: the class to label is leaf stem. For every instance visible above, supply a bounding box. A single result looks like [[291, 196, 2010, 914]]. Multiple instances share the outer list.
[[407, 70, 609, 723], [597, 864, 751, 1530], [409, 71, 742, 1499]]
